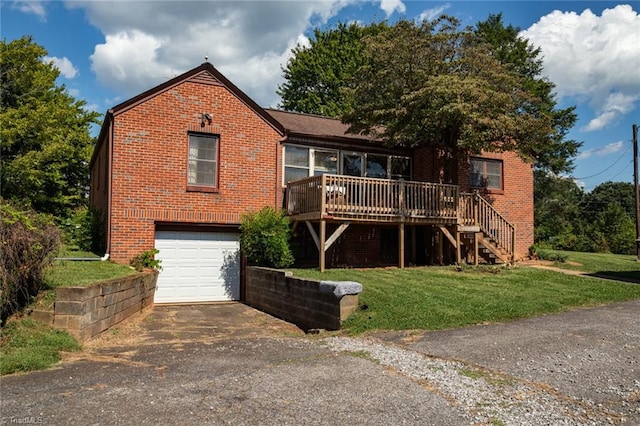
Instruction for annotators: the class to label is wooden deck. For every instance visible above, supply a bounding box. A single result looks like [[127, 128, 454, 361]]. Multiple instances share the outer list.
[[285, 174, 516, 270], [286, 174, 461, 225]]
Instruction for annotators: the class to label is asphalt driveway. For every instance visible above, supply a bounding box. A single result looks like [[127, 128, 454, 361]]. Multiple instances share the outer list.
[[2, 300, 639, 425]]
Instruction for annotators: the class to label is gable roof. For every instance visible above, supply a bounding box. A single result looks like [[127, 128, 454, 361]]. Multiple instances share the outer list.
[[109, 62, 284, 134], [266, 109, 376, 143]]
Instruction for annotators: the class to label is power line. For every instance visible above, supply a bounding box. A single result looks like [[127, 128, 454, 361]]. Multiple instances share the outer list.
[[575, 143, 632, 180], [607, 159, 633, 181]]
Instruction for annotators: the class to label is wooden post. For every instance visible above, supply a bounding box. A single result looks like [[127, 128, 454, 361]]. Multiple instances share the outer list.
[[473, 193, 479, 227], [437, 227, 444, 265], [319, 220, 326, 272], [455, 228, 461, 264], [399, 223, 405, 269], [472, 232, 477, 265]]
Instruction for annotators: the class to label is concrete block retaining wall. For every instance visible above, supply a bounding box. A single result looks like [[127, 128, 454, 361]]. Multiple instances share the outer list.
[[50, 271, 157, 341], [245, 267, 362, 331]]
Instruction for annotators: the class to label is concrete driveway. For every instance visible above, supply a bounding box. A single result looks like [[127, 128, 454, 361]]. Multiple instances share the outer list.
[[2, 301, 639, 425]]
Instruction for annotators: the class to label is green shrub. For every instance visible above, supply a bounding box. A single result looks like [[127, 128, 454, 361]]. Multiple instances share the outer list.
[[130, 249, 162, 272], [59, 205, 105, 253], [0, 200, 61, 324], [240, 207, 294, 268], [535, 249, 568, 263]]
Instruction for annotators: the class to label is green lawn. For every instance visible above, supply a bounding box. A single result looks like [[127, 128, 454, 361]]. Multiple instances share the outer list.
[[290, 264, 640, 334], [536, 250, 639, 281], [1, 254, 137, 375], [1, 318, 81, 375], [45, 258, 137, 288]]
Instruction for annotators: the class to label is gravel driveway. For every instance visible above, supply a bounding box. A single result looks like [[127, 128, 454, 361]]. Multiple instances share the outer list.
[[1, 300, 639, 425]]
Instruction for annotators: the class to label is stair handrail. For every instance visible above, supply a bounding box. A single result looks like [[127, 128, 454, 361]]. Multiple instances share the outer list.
[[472, 193, 516, 259]]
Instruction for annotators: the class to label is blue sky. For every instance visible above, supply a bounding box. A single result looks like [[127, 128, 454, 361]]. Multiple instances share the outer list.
[[2, 1, 639, 191]]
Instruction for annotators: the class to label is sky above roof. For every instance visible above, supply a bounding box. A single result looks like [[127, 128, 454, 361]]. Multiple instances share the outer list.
[[2, 0, 639, 191]]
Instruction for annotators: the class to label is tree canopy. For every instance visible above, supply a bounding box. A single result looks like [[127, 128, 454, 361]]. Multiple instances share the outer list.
[[1, 36, 100, 219], [475, 14, 580, 174], [278, 16, 580, 174], [342, 17, 577, 174], [277, 22, 388, 118], [534, 173, 636, 255]]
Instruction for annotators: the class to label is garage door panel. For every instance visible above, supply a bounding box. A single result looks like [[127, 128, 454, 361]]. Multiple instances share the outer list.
[[154, 231, 240, 303]]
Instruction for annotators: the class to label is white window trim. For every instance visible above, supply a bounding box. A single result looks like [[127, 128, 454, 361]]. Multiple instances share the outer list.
[[282, 144, 411, 186]]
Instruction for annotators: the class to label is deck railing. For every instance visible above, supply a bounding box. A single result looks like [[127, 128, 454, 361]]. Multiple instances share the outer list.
[[459, 192, 515, 257], [286, 174, 459, 223], [286, 175, 515, 258]]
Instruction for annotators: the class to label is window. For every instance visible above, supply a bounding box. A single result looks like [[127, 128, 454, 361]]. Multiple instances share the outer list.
[[366, 154, 388, 178], [313, 150, 339, 176], [284, 146, 310, 183], [342, 152, 364, 177], [470, 158, 503, 190], [389, 156, 411, 180], [188, 133, 218, 188], [282, 144, 411, 184]]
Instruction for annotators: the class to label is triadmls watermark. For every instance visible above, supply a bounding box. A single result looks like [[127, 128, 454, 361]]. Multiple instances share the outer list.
[[2, 417, 44, 425]]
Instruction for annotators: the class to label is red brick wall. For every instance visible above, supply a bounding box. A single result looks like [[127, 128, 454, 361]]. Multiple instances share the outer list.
[[459, 151, 534, 259], [105, 79, 282, 263], [413, 146, 534, 260], [90, 134, 109, 227]]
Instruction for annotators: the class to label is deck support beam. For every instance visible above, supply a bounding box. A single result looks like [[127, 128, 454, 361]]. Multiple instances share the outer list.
[[438, 228, 444, 265], [474, 232, 480, 266], [320, 220, 326, 272], [439, 226, 457, 247], [325, 223, 350, 250], [399, 223, 405, 269], [305, 220, 351, 272]]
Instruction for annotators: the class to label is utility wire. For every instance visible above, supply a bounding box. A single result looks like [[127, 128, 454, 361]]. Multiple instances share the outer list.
[[607, 159, 633, 181], [575, 143, 632, 180]]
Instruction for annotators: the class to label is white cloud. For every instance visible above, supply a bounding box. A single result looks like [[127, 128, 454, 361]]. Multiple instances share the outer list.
[[12, 0, 46, 20], [66, 1, 358, 107], [521, 5, 640, 132], [43, 56, 79, 79], [577, 141, 624, 160], [583, 92, 639, 131], [418, 3, 451, 22], [379, 0, 406, 17]]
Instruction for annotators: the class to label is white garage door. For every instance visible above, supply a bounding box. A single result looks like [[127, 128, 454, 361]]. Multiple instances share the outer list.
[[154, 230, 240, 303]]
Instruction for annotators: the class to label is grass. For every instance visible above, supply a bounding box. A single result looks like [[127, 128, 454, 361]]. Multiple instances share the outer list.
[[34, 254, 137, 311], [290, 263, 640, 334], [1, 318, 81, 375], [45, 258, 137, 288], [0, 250, 136, 375], [535, 250, 640, 281]]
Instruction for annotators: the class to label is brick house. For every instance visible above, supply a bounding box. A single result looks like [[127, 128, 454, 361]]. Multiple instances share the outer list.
[[90, 62, 533, 304]]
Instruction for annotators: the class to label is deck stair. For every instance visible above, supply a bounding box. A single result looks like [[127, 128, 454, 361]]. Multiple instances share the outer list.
[[456, 193, 515, 264]]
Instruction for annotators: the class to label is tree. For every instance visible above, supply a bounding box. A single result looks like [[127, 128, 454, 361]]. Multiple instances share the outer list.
[[1, 36, 100, 219], [278, 22, 388, 117], [581, 181, 635, 223], [533, 170, 587, 251], [342, 17, 569, 177], [475, 14, 580, 174], [591, 202, 635, 255]]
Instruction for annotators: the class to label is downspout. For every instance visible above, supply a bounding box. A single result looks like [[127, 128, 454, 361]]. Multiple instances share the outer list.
[[105, 111, 114, 260]]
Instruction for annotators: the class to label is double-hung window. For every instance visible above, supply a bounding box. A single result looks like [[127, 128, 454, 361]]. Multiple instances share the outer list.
[[188, 133, 218, 189], [470, 158, 503, 190]]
